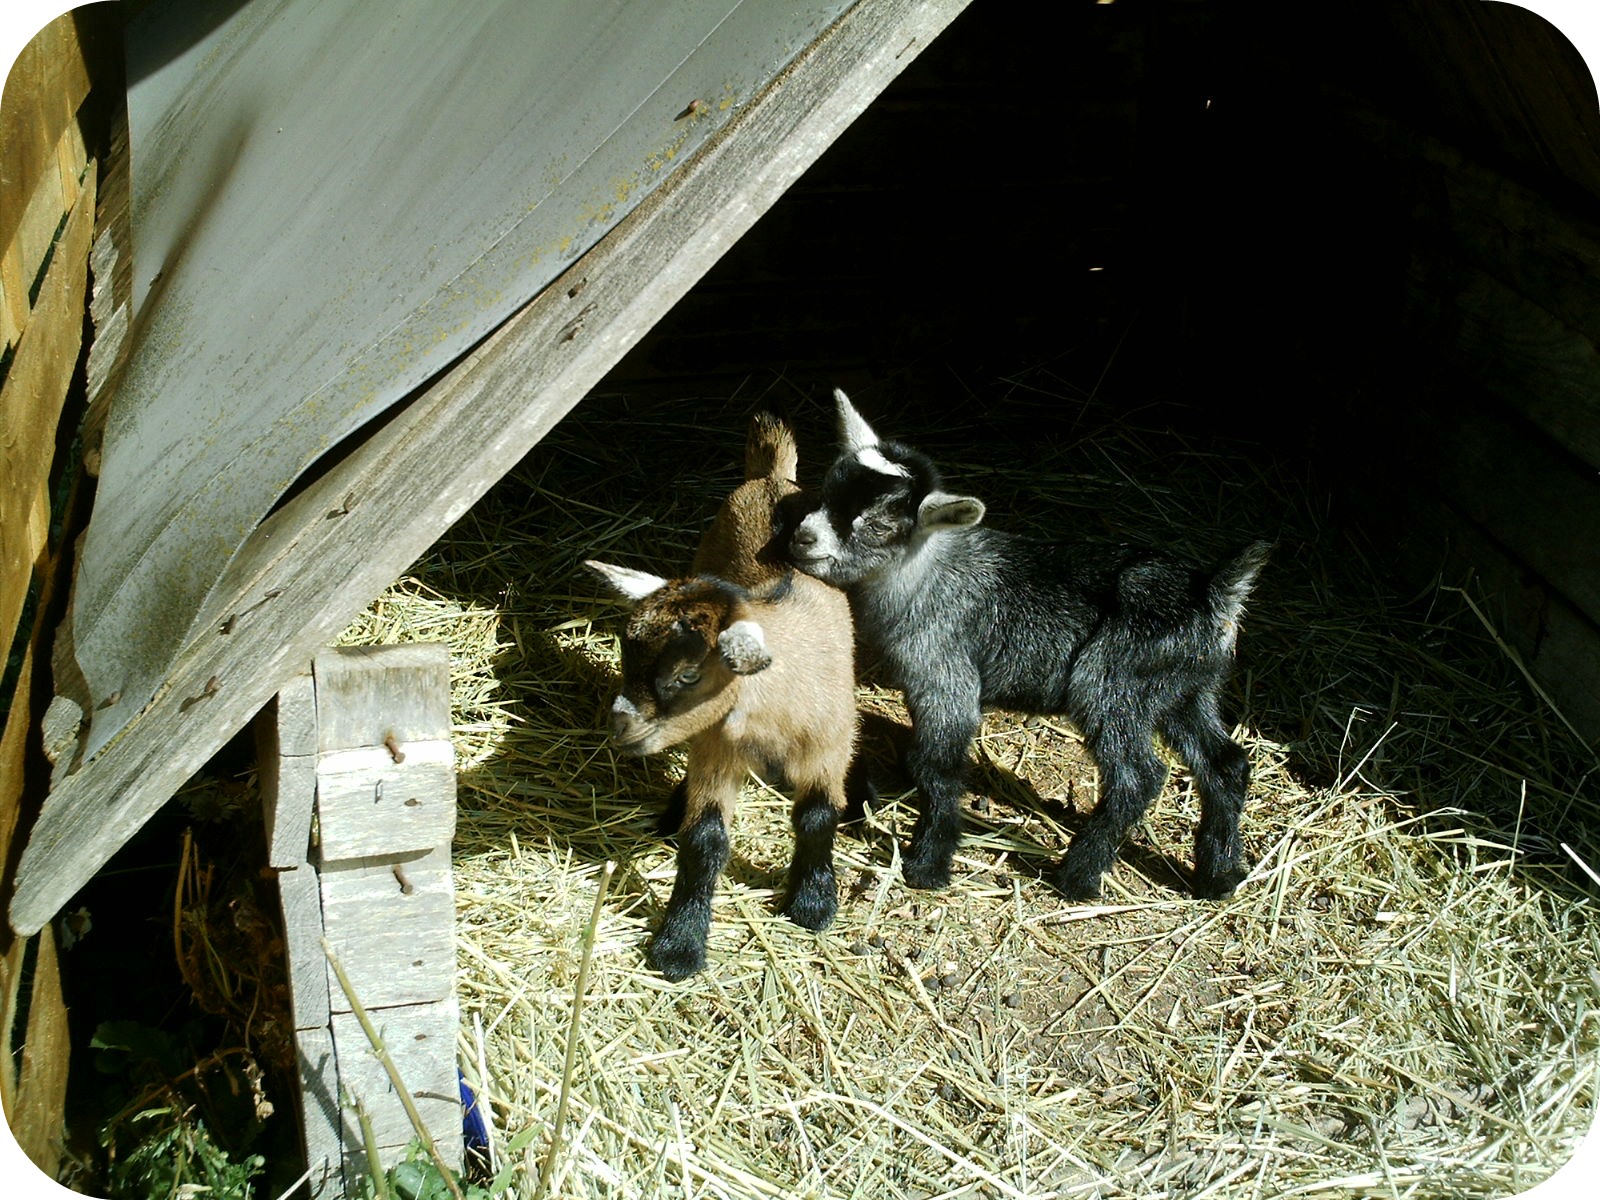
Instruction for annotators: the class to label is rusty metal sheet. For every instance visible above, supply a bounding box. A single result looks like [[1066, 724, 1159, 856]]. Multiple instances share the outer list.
[[73, 0, 852, 757]]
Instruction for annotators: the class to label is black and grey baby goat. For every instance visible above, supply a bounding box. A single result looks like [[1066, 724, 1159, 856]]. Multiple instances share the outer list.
[[788, 389, 1270, 901]]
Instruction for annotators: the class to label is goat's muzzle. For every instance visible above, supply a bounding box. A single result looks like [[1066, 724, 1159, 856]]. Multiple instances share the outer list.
[[609, 694, 655, 755]]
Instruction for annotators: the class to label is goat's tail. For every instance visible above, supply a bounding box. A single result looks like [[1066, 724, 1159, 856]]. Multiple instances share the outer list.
[[1208, 540, 1273, 630], [745, 411, 799, 484]]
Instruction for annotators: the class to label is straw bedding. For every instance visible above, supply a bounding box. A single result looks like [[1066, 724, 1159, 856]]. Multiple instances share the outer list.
[[335, 365, 1598, 1198]]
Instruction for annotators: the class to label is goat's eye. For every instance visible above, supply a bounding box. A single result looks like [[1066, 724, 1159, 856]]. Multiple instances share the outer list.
[[677, 668, 702, 687]]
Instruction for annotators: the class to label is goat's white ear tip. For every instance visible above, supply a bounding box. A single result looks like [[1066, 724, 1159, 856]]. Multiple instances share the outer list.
[[586, 560, 668, 601]]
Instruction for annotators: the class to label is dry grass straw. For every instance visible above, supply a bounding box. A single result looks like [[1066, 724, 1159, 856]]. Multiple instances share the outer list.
[[336, 366, 1598, 1198]]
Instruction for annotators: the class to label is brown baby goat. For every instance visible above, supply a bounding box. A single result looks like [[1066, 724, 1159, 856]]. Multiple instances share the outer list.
[[587, 413, 861, 980]]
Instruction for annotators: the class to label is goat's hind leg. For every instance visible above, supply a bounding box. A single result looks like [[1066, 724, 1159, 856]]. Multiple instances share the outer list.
[[783, 784, 843, 931], [1050, 726, 1168, 900], [1160, 695, 1251, 899], [656, 778, 689, 836]]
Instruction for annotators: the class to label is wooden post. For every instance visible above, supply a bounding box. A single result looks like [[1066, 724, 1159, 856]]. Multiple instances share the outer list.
[[258, 644, 461, 1198]]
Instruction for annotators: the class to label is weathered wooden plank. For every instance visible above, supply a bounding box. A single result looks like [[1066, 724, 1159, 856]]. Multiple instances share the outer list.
[[1, 160, 95, 671], [313, 644, 451, 753], [316, 745, 456, 863], [278, 863, 331, 1031], [10, 0, 978, 936], [330, 998, 461, 1179], [258, 671, 318, 867], [0, 12, 93, 269], [294, 1025, 344, 1199], [8, 925, 69, 1175], [319, 847, 454, 1012]]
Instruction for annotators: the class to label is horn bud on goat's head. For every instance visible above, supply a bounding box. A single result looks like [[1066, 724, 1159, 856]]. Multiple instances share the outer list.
[[834, 387, 878, 455]]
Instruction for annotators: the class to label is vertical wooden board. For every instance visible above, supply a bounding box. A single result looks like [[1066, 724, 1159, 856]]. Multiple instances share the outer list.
[[8, 925, 68, 1176], [278, 863, 331, 1031], [315, 744, 456, 862], [312, 645, 452, 752], [294, 1025, 344, 1199], [0, 13, 93, 264], [258, 669, 318, 868], [1, 161, 96, 668], [319, 847, 454, 1013], [254, 672, 316, 870], [261, 750, 317, 869], [330, 998, 461, 1177], [276, 671, 320, 756]]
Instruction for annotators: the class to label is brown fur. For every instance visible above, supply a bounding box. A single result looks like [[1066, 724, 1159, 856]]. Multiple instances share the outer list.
[[587, 412, 860, 978], [691, 411, 802, 589]]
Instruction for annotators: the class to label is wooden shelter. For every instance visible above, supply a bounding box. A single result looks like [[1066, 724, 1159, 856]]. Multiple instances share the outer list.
[[3, 0, 1599, 1191]]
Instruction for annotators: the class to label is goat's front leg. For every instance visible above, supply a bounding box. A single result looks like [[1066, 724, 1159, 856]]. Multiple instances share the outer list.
[[782, 781, 845, 931], [901, 676, 981, 890], [648, 755, 735, 980]]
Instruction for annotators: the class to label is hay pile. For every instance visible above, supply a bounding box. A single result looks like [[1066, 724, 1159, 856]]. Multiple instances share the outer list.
[[336, 367, 1598, 1198]]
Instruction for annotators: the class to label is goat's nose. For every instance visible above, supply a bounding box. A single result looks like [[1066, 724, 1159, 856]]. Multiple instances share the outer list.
[[791, 523, 816, 550]]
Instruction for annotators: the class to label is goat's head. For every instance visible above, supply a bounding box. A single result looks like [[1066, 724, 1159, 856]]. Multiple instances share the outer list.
[[585, 562, 771, 755], [788, 389, 985, 586]]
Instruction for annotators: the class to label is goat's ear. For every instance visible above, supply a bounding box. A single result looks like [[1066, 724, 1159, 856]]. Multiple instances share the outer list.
[[717, 620, 772, 675], [834, 387, 879, 454], [585, 560, 668, 603], [918, 491, 985, 531]]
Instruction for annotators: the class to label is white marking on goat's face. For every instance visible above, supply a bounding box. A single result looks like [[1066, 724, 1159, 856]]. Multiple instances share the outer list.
[[790, 509, 845, 578]]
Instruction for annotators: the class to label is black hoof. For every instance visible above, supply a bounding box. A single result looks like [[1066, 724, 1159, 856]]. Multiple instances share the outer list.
[[647, 931, 706, 981], [1192, 865, 1246, 900], [1048, 860, 1104, 901], [782, 878, 838, 932], [901, 845, 952, 890]]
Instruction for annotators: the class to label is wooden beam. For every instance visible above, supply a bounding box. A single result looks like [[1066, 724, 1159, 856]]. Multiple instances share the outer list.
[[0, 11, 94, 352], [1, 160, 95, 678], [9, 0, 975, 936]]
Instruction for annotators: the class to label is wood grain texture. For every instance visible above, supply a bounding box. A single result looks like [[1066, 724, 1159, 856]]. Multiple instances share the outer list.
[[10, 0, 975, 936], [258, 671, 317, 868], [278, 863, 330, 1032], [293, 1025, 343, 1199], [0, 11, 93, 352], [329, 997, 461, 1176], [318, 847, 454, 1012], [313, 645, 451, 753], [1, 160, 95, 673], [315, 745, 456, 863], [7, 925, 69, 1175]]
